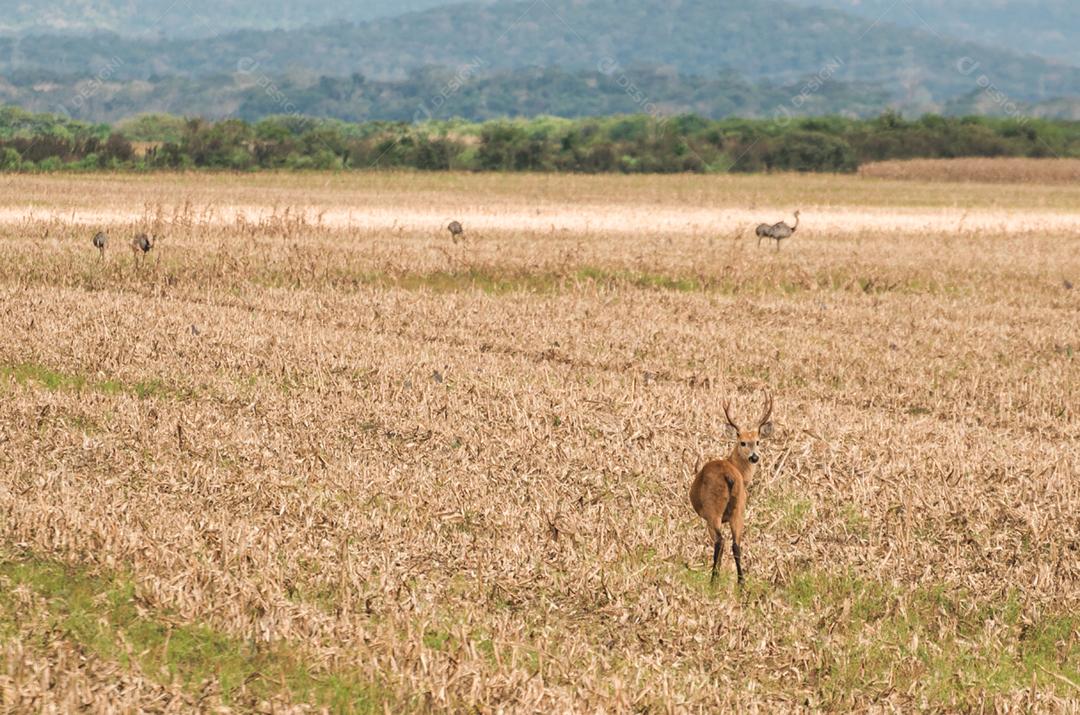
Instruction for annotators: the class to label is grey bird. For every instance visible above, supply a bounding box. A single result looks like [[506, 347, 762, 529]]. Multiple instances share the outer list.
[[756, 210, 800, 250], [131, 232, 155, 264], [447, 220, 464, 243], [91, 231, 108, 258]]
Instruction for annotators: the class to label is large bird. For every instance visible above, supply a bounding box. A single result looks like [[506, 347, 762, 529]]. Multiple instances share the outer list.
[[447, 220, 464, 243], [91, 231, 108, 259], [130, 232, 154, 263], [756, 210, 800, 250]]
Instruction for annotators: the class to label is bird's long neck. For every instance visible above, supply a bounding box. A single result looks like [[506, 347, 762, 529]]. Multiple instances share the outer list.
[[792, 213, 800, 231]]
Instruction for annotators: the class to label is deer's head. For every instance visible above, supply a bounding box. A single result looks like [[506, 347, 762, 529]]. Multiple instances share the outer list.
[[723, 392, 774, 464]]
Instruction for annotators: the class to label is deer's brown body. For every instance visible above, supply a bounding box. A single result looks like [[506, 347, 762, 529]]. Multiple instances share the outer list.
[[690, 392, 773, 584]]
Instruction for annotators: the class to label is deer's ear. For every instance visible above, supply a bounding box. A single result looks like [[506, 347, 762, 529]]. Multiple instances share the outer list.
[[724, 423, 739, 438], [758, 422, 774, 439]]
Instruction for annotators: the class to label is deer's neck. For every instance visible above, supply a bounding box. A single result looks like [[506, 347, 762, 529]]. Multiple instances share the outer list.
[[728, 448, 755, 481]]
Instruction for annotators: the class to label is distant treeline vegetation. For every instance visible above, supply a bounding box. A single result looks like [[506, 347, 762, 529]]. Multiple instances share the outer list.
[[0, 66, 894, 125], [1, 107, 1077, 174]]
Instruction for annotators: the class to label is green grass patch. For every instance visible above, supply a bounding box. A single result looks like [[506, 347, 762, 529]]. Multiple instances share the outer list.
[[0, 362, 87, 391], [0, 553, 386, 713], [227, 263, 967, 298], [0, 361, 175, 400], [252, 267, 566, 295], [256, 266, 712, 295], [779, 569, 1079, 704], [757, 493, 812, 531], [674, 559, 737, 594], [839, 504, 871, 537], [575, 266, 701, 292], [423, 628, 452, 651]]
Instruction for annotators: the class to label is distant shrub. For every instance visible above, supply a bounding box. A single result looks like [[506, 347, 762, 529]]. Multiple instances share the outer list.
[[2, 108, 1079, 174], [763, 132, 858, 173], [0, 147, 20, 170], [35, 157, 63, 172]]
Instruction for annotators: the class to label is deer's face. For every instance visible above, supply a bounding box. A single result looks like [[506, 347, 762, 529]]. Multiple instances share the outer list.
[[727, 423, 774, 464]]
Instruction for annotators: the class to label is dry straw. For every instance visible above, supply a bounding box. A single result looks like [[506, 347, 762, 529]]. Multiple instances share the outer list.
[[0, 170, 1076, 711]]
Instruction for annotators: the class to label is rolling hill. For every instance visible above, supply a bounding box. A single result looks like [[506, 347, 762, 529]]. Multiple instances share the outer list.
[[1, 0, 1076, 107], [0, 0, 457, 37], [0, 0, 1076, 124], [784, 0, 1080, 67]]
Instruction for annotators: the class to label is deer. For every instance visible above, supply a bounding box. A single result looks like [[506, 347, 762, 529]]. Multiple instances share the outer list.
[[689, 391, 774, 585]]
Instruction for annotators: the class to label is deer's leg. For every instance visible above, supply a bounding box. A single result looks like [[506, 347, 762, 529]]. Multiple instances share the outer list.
[[709, 525, 724, 585], [729, 510, 746, 585]]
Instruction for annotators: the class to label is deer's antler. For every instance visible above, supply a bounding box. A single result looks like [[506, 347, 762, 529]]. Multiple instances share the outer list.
[[722, 399, 740, 432], [757, 390, 774, 428]]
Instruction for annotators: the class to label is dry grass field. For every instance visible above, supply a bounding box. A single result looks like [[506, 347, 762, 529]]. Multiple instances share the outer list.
[[859, 158, 1080, 184], [0, 170, 1077, 712]]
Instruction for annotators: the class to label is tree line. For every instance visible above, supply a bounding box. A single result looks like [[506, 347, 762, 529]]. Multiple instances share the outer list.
[[1, 107, 1077, 174]]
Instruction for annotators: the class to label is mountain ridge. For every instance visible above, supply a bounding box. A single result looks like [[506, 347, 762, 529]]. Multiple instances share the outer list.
[[0, 0, 457, 37], [0, 0, 1076, 123], [0, 0, 1075, 104], [783, 0, 1079, 67]]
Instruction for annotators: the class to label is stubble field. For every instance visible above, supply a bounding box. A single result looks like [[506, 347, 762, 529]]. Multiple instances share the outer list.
[[0, 170, 1077, 712]]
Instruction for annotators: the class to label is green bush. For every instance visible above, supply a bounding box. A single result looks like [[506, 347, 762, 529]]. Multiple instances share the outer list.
[[763, 131, 858, 172], [36, 156, 63, 172], [0, 147, 21, 170], [1, 107, 1079, 174]]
